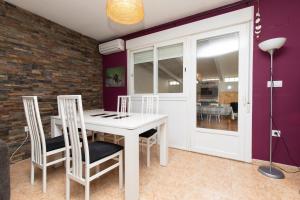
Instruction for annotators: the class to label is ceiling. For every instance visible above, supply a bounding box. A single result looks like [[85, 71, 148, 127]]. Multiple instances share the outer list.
[[197, 52, 238, 80], [5, 0, 240, 41]]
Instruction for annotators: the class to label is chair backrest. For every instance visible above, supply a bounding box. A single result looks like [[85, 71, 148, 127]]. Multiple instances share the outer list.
[[117, 95, 131, 115], [230, 102, 238, 113], [57, 96, 62, 117], [58, 95, 89, 180], [141, 95, 159, 114], [22, 96, 46, 166]]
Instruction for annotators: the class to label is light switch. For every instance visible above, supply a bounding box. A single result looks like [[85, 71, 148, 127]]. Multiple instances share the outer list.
[[267, 80, 283, 88]]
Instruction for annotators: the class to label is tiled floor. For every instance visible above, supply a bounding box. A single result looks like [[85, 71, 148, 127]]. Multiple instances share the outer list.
[[11, 148, 300, 200]]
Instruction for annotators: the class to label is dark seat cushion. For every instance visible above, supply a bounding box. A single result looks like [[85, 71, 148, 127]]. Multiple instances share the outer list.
[[82, 141, 123, 163], [46, 135, 65, 152], [140, 128, 157, 138]]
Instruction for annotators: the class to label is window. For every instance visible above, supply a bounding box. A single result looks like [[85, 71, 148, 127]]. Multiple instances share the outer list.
[[133, 50, 154, 94], [158, 43, 183, 93], [130, 41, 185, 95]]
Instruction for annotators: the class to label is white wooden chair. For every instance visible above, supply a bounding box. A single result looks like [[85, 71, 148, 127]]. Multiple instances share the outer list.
[[100, 96, 131, 144], [117, 95, 131, 115], [139, 95, 159, 167], [114, 95, 131, 144], [58, 95, 123, 200], [57, 97, 95, 141], [22, 96, 66, 193]]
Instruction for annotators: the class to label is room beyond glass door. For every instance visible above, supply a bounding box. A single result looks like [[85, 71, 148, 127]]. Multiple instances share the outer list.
[[189, 24, 252, 162], [196, 33, 239, 132]]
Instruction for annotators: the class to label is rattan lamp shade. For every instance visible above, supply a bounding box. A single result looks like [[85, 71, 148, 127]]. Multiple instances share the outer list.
[[106, 0, 144, 25]]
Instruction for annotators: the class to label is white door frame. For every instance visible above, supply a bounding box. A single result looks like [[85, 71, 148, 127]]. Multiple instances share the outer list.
[[188, 23, 253, 162], [126, 7, 254, 162]]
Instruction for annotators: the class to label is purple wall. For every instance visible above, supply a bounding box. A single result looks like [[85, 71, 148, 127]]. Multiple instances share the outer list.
[[103, 0, 300, 166], [252, 0, 300, 166], [103, 51, 127, 111]]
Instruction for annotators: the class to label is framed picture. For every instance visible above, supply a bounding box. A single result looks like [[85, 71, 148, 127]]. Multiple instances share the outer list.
[[105, 66, 125, 87]]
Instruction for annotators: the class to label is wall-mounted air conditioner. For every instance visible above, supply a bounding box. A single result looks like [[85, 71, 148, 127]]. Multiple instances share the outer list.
[[99, 39, 125, 55]]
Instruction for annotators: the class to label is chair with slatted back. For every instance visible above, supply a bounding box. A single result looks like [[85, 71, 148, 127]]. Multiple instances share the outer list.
[[58, 95, 123, 200], [22, 96, 66, 193], [114, 95, 131, 143], [57, 97, 95, 141], [100, 95, 131, 144], [139, 95, 159, 167], [117, 95, 131, 115]]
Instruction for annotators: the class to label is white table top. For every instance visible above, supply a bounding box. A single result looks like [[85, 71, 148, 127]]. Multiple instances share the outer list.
[[52, 109, 168, 130]]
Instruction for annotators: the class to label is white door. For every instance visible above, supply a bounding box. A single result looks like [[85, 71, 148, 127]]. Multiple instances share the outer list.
[[188, 23, 252, 162]]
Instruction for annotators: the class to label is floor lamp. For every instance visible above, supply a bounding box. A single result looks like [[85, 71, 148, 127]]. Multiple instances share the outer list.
[[258, 37, 287, 179]]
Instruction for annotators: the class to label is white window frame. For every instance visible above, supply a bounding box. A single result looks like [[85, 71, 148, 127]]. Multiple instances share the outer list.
[[128, 38, 188, 97], [129, 46, 154, 95]]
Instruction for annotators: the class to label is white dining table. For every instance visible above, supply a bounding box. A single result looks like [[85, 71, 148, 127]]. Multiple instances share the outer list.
[[50, 109, 168, 200]]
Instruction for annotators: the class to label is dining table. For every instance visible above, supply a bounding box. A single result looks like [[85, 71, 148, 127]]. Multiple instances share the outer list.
[[50, 109, 168, 200]]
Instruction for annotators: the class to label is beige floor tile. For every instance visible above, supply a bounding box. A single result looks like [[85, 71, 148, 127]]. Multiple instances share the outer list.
[[10, 148, 300, 200]]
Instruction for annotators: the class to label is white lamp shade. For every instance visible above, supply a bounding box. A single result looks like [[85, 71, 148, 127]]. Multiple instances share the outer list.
[[258, 37, 287, 53]]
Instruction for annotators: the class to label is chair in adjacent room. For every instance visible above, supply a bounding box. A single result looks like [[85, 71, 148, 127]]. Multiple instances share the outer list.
[[230, 102, 238, 120], [139, 95, 159, 167], [22, 96, 66, 193], [58, 95, 123, 200]]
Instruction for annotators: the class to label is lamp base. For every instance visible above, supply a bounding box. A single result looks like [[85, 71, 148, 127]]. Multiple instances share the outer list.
[[258, 165, 285, 179]]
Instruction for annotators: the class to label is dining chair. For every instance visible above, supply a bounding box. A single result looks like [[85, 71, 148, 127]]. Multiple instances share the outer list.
[[57, 97, 95, 142], [230, 102, 238, 120], [58, 95, 123, 200], [117, 95, 131, 115], [112, 95, 131, 144], [96, 96, 131, 144], [22, 96, 66, 193], [139, 95, 159, 167]]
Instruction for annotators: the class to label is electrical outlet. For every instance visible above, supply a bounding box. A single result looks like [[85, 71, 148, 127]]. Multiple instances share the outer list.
[[24, 126, 29, 132], [272, 130, 281, 137]]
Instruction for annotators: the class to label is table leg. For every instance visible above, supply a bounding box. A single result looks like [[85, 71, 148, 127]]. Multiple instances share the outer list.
[[159, 121, 168, 166], [124, 134, 139, 200]]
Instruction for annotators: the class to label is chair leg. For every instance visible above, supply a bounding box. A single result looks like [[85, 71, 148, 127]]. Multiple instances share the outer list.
[[146, 139, 150, 167], [66, 176, 70, 200], [119, 152, 123, 189], [42, 166, 47, 193], [85, 182, 90, 200], [155, 136, 159, 157], [31, 162, 35, 185]]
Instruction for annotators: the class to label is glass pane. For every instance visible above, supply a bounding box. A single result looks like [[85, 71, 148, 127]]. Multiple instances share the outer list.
[[158, 43, 183, 93], [134, 50, 154, 93], [196, 33, 239, 132]]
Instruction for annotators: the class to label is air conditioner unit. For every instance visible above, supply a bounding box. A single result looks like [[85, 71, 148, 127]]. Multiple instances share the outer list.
[[99, 39, 125, 55]]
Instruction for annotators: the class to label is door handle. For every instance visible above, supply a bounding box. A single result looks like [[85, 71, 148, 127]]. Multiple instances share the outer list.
[[243, 95, 251, 113]]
